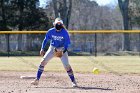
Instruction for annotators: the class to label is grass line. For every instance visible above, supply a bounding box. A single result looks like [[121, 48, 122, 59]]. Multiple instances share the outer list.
[[0, 56, 140, 74]]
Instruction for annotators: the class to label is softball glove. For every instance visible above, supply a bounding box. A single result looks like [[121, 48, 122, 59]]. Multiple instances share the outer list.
[[54, 48, 63, 57]]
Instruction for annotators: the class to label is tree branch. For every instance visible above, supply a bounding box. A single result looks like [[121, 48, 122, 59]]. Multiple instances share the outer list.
[[66, 0, 72, 28], [118, 0, 123, 14], [52, 0, 59, 18]]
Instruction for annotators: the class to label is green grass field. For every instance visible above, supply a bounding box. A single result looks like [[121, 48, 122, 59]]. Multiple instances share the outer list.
[[0, 56, 140, 74]]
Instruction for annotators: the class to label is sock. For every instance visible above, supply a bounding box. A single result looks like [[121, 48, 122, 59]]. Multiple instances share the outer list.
[[67, 69, 75, 82], [36, 65, 44, 80]]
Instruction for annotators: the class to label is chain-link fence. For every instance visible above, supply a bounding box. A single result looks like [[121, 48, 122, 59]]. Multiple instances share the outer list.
[[0, 31, 140, 56]]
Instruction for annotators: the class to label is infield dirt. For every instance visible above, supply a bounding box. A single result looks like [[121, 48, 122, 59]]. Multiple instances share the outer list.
[[0, 71, 140, 93]]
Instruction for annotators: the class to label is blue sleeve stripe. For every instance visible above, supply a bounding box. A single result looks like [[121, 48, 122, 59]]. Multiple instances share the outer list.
[[41, 30, 52, 50], [41, 37, 47, 50]]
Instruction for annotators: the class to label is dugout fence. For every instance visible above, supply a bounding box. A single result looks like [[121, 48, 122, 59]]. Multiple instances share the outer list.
[[0, 30, 140, 57]]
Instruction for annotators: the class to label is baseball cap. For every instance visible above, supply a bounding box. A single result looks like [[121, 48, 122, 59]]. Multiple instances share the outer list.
[[54, 18, 63, 25]]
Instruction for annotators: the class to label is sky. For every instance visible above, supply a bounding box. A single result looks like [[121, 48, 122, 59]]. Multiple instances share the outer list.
[[39, 0, 46, 7], [39, 0, 117, 7], [93, 0, 117, 6]]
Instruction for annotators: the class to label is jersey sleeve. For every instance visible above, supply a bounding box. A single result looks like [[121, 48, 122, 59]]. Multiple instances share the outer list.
[[64, 30, 71, 50], [41, 30, 51, 50]]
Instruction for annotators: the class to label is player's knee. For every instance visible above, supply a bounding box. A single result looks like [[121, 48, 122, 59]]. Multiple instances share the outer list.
[[65, 65, 72, 71], [38, 65, 44, 71], [40, 60, 47, 66], [67, 68, 73, 75]]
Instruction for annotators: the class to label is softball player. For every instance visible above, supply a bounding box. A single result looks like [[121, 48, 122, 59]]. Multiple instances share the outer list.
[[31, 18, 77, 87]]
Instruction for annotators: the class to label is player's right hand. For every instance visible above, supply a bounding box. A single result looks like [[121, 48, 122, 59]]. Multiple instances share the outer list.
[[40, 49, 45, 56]]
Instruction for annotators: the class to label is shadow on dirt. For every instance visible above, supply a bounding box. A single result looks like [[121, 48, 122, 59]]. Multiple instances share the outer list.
[[33, 86, 113, 91], [77, 86, 113, 90]]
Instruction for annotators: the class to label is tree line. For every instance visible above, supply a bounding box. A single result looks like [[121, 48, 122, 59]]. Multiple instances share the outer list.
[[0, 0, 140, 54]]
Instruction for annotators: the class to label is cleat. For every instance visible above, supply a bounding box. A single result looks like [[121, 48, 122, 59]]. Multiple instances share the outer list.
[[72, 81, 78, 88], [31, 79, 39, 86]]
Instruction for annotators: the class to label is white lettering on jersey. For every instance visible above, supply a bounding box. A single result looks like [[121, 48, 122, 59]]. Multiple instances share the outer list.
[[52, 35, 64, 41]]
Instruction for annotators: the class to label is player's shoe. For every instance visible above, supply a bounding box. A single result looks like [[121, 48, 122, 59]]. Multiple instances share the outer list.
[[72, 80, 78, 88], [31, 79, 39, 86]]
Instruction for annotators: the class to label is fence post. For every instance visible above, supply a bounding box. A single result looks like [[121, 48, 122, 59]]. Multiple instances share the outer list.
[[7, 34, 10, 57], [94, 33, 97, 57]]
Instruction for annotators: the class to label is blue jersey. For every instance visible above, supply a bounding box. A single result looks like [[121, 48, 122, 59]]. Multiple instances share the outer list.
[[41, 28, 71, 50]]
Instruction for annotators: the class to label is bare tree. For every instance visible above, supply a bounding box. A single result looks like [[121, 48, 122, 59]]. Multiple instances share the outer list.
[[129, 0, 140, 52], [52, 0, 72, 28], [118, 0, 131, 51]]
